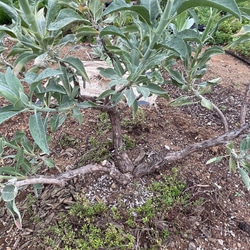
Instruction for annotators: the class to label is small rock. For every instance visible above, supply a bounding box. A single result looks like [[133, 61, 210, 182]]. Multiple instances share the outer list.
[[218, 239, 224, 245], [111, 183, 117, 189], [237, 243, 241, 248], [155, 175, 162, 180], [188, 241, 196, 250]]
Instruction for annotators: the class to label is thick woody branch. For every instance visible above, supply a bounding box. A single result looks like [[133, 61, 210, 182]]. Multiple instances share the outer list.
[[133, 124, 249, 177], [2, 125, 249, 190], [2, 162, 132, 192]]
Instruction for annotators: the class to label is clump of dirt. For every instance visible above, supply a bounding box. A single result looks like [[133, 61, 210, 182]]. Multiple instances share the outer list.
[[0, 41, 250, 249]]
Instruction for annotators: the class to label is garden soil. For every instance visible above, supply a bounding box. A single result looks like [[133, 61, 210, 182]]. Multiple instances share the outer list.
[[0, 41, 250, 249]]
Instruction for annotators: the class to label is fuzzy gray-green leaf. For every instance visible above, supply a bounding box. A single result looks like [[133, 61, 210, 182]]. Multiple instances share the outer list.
[[29, 113, 49, 154], [2, 185, 18, 202], [238, 168, 250, 191], [48, 8, 87, 31]]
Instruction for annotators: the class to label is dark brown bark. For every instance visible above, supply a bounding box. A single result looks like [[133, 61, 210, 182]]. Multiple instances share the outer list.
[[107, 107, 134, 173]]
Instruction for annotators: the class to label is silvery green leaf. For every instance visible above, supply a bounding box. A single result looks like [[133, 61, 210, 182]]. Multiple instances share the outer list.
[[137, 86, 151, 98], [29, 113, 49, 154], [48, 8, 88, 30], [98, 67, 117, 79], [63, 57, 90, 82], [240, 135, 250, 156], [5, 67, 23, 94], [201, 97, 213, 110], [73, 106, 83, 124], [89, 0, 103, 22], [206, 156, 224, 164], [0, 106, 24, 124], [2, 185, 18, 202], [77, 101, 97, 108], [125, 89, 137, 106], [238, 168, 250, 191], [58, 34, 76, 45], [34, 69, 62, 82], [140, 0, 161, 24], [97, 89, 116, 100], [20, 92, 29, 106], [229, 156, 237, 172], [172, 0, 241, 20], [0, 138, 3, 157], [43, 158, 55, 168], [49, 114, 67, 132], [103, 0, 151, 25], [6, 200, 22, 229]]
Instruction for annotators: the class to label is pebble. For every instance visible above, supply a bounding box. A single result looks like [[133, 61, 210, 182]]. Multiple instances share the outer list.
[[188, 241, 196, 250], [218, 239, 224, 245], [111, 183, 117, 189]]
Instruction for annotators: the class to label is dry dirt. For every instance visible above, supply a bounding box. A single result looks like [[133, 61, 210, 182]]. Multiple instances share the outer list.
[[0, 42, 250, 249]]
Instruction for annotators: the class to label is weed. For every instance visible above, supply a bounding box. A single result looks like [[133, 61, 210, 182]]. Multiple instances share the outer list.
[[110, 206, 121, 220], [123, 134, 136, 149], [121, 109, 146, 132], [46, 192, 135, 250], [192, 197, 205, 207], [25, 194, 41, 223], [79, 136, 112, 164], [232, 41, 250, 58], [59, 134, 80, 149], [44, 169, 190, 249], [97, 112, 111, 135]]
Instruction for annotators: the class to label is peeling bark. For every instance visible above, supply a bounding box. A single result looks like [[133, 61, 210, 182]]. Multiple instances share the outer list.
[[107, 107, 134, 173]]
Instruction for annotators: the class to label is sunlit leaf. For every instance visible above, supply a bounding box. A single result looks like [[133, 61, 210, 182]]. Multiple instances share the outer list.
[[77, 101, 98, 108], [144, 83, 168, 98], [97, 89, 116, 100], [89, 0, 103, 22]]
